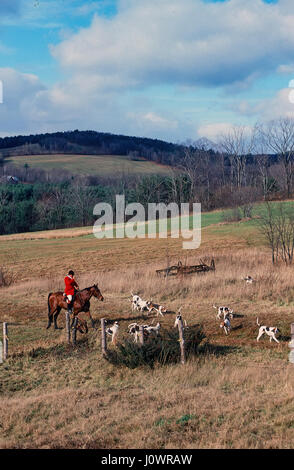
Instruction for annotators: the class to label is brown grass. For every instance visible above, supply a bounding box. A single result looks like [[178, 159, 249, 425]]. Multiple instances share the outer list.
[[1, 357, 294, 449], [1, 223, 294, 448], [8, 153, 173, 177]]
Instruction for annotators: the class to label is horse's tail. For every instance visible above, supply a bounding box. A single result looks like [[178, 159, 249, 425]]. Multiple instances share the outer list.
[[48, 293, 53, 315], [46, 293, 53, 329]]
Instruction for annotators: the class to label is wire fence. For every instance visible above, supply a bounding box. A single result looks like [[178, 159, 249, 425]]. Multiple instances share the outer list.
[[1, 320, 294, 365]]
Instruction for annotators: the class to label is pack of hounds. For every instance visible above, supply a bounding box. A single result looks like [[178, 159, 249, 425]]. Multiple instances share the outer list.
[[105, 275, 281, 346]]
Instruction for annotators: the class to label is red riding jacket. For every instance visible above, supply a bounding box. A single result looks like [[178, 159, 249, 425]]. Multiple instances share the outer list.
[[64, 275, 78, 296]]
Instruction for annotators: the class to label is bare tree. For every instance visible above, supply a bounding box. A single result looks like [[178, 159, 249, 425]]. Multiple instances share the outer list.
[[179, 147, 211, 203], [259, 202, 294, 264], [69, 185, 96, 226], [256, 154, 272, 200], [169, 169, 187, 205], [218, 125, 256, 189], [233, 186, 259, 218], [258, 117, 294, 197]]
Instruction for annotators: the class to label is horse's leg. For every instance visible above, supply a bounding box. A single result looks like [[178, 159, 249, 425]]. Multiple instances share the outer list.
[[70, 308, 79, 329], [85, 310, 95, 328], [53, 306, 62, 330], [47, 309, 54, 329]]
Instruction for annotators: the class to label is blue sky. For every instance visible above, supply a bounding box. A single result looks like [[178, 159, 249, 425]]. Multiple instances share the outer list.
[[0, 0, 294, 142]]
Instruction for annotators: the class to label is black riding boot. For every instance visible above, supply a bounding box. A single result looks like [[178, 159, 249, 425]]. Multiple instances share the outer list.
[[67, 302, 73, 314]]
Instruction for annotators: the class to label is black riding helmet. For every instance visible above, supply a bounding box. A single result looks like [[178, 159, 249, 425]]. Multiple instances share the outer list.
[[68, 270, 74, 276]]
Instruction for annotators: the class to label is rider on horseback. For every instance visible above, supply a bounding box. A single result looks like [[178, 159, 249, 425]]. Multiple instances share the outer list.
[[64, 270, 79, 314]]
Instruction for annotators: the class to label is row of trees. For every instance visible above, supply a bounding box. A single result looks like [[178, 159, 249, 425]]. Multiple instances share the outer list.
[[0, 183, 110, 234], [1, 117, 294, 236], [172, 118, 294, 209], [0, 176, 192, 234], [0, 129, 184, 166]]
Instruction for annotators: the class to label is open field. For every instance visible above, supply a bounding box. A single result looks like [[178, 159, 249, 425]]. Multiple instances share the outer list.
[[7, 154, 173, 176], [1, 203, 294, 449]]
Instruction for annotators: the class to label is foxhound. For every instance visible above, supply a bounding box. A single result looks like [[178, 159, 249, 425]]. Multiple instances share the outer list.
[[256, 318, 280, 343], [213, 305, 234, 320], [147, 301, 167, 317], [242, 276, 254, 284], [220, 316, 231, 335], [106, 321, 119, 344]]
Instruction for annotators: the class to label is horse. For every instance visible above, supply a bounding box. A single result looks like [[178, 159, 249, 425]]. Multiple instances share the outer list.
[[47, 284, 104, 330]]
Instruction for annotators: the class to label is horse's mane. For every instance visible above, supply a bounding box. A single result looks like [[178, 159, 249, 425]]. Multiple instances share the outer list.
[[80, 285, 96, 292]]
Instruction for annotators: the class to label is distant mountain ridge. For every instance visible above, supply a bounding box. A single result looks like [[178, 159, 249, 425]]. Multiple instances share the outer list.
[[0, 130, 218, 164], [0, 129, 182, 153]]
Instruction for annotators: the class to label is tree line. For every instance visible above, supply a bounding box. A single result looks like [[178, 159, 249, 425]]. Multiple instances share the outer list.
[[1, 117, 294, 235]]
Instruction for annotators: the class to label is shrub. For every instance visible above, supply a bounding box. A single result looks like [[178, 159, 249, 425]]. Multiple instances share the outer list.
[[222, 207, 242, 223], [106, 325, 206, 369], [0, 267, 15, 288]]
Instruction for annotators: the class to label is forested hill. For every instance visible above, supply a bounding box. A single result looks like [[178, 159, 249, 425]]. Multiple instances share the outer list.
[[0, 130, 190, 166]]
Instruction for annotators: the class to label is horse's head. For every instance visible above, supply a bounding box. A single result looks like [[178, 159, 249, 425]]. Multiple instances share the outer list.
[[92, 284, 104, 301], [77, 318, 88, 334]]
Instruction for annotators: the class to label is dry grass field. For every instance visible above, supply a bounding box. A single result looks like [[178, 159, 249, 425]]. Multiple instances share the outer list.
[[1, 210, 294, 449], [7, 154, 173, 176]]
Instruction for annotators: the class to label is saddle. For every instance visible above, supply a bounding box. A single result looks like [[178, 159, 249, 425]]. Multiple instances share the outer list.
[[63, 290, 78, 305]]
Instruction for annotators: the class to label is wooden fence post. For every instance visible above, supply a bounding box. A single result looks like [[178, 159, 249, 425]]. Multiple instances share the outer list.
[[66, 313, 71, 344], [3, 322, 8, 361], [101, 318, 107, 356], [72, 317, 78, 346], [139, 325, 144, 346], [177, 317, 186, 365], [289, 323, 294, 364]]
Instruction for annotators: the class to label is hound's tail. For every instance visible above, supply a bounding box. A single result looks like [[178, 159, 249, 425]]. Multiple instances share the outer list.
[[256, 317, 261, 327], [213, 305, 217, 309]]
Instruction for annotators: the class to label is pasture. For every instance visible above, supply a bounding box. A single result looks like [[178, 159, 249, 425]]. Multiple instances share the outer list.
[[7, 154, 173, 177], [1, 204, 294, 449]]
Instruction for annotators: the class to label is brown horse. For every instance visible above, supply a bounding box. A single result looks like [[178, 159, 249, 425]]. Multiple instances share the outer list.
[[47, 284, 104, 330]]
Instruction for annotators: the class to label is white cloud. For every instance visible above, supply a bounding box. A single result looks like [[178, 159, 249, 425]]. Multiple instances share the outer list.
[[257, 88, 294, 120], [0, 68, 46, 135], [231, 87, 294, 123], [142, 112, 177, 128], [0, 66, 184, 140], [51, 0, 294, 90], [3, 0, 294, 142], [197, 122, 236, 141]]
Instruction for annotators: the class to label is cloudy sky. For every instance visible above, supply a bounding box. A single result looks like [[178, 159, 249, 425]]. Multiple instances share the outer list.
[[0, 0, 294, 142]]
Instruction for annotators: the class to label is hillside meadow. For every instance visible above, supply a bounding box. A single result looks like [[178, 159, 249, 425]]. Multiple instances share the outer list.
[[7, 154, 173, 177], [1, 203, 294, 448]]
